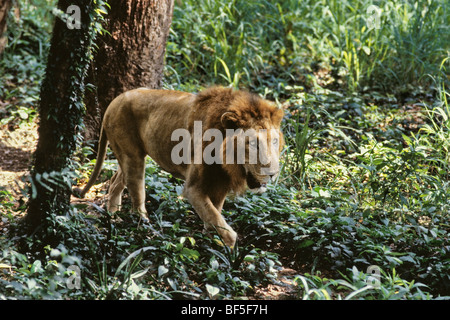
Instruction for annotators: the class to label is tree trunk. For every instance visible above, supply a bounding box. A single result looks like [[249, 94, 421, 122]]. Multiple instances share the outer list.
[[26, 0, 100, 235], [0, 0, 12, 54], [83, 0, 174, 143]]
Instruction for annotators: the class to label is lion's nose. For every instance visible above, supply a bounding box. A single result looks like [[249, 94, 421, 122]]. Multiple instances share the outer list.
[[269, 171, 279, 180], [262, 169, 278, 178], [260, 162, 279, 177]]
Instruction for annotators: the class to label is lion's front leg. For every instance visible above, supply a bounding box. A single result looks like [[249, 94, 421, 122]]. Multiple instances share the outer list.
[[183, 184, 237, 248]]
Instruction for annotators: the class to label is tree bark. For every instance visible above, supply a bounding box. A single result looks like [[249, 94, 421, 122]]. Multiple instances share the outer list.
[[83, 0, 174, 143], [0, 0, 12, 54]]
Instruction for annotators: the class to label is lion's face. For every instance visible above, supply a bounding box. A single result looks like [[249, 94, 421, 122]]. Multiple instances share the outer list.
[[220, 97, 284, 193], [240, 126, 283, 192]]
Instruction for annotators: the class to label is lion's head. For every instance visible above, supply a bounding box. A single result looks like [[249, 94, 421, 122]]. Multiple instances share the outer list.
[[202, 88, 285, 193]]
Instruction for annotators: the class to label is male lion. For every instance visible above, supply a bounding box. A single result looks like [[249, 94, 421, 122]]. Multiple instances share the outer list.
[[75, 87, 284, 247]]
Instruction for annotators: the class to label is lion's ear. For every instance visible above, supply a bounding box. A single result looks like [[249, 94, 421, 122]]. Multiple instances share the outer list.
[[272, 108, 284, 126], [221, 111, 239, 129]]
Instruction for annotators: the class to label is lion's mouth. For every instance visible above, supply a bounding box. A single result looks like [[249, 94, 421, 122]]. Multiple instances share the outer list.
[[246, 172, 267, 189]]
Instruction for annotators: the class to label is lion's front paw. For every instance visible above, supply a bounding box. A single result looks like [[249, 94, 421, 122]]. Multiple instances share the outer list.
[[138, 211, 149, 223], [218, 226, 237, 248], [204, 223, 237, 248]]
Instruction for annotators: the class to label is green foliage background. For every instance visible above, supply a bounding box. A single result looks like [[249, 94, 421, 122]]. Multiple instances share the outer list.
[[1, 0, 449, 300]]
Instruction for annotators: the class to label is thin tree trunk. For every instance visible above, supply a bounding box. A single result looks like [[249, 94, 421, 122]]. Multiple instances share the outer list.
[[26, 0, 99, 235], [83, 0, 174, 143], [0, 0, 12, 53]]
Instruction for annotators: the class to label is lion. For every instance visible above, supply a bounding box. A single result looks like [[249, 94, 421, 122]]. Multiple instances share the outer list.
[[74, 87, 284, 247]]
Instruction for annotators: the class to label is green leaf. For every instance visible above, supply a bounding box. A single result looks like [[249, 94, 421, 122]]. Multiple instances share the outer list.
[[17, 109, 29, 119], [30, 260, 42, 274], [362, 46, 371, 55], [158, 265, 169, 277], [206, 284, 220, 298]]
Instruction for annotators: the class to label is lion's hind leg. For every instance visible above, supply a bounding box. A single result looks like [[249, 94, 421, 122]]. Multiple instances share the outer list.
[[119, 155, 148, 221], [108, 166, 126, 213]]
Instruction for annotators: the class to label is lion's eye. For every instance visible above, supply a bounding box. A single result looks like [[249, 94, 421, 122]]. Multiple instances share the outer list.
[[249, 140, 257, 148], [272, 138, 278, 145]]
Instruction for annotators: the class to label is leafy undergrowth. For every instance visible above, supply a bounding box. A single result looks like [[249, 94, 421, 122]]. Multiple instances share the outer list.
[[2, 88, 450, 299], [2, 117, 449, 300], [1, 0, 450, 300]]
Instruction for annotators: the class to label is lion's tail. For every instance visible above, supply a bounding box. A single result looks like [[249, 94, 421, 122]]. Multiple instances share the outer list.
[[73, 126, 108, 198]]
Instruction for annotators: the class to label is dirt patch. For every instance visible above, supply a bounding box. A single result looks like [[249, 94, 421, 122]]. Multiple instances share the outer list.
[[253, 267, 299, 299], [0, 121, 38, 199]]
